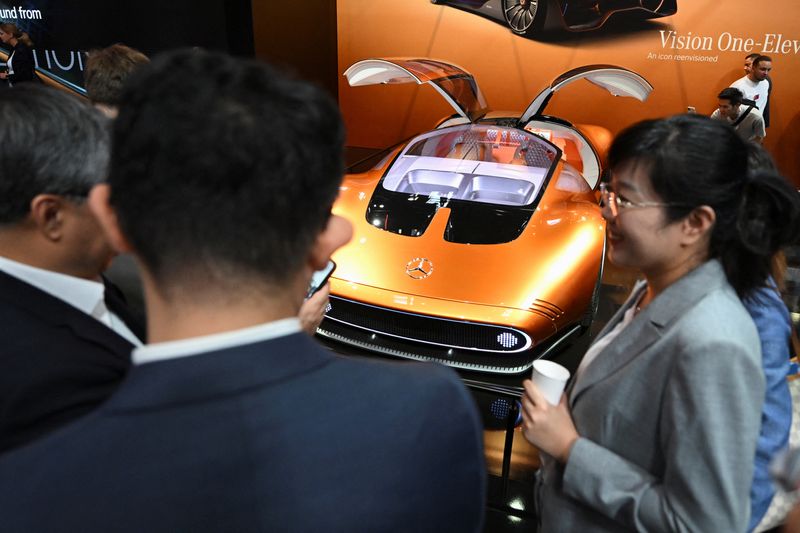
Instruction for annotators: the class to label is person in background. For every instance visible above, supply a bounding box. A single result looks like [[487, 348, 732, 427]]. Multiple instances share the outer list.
[[521, 114, 800, 532], [732, 55, 772, 119], [0, 49, 486, 532], [83, 44, 152, 319], [744, 52, 772, 128], [711, 87, 765, 143], [0, 85, 145, 454], [0, 23, 37, 86], [84, 43, 150, 118], [743, 145, 795, 532], [744, 52, 759, 75]]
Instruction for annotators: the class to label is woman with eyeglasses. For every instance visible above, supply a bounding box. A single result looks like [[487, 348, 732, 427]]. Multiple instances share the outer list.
[[520, 114, 800, 532], [0, 23, 37, 87]]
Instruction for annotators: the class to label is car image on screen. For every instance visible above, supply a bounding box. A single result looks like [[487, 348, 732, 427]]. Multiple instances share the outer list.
[[431, 0, 677, 37]]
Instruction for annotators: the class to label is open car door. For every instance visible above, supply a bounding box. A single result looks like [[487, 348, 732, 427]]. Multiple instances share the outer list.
[[519, 64, 653, 124], [344, 58, 488, 122]]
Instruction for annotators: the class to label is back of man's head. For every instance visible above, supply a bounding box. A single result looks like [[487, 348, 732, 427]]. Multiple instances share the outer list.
[[0, 85, 110, 225], [84, 44, 149, 107], [718, 87, 743, 106], [109, 49, 345, 294]]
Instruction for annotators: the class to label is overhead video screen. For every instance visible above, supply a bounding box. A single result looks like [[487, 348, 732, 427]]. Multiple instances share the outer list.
[[0, 0, 253, 91]]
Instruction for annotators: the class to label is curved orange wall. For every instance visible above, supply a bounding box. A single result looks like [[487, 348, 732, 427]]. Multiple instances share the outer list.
[[337, 0, 800, 185]]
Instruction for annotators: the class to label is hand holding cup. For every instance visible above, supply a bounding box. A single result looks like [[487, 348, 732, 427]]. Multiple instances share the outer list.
[[521, 360, 578, 463], [530, 360, 570, 405]]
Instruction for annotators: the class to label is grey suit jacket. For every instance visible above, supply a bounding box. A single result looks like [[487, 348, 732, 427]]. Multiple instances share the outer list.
[[536, 259, 764, 532]]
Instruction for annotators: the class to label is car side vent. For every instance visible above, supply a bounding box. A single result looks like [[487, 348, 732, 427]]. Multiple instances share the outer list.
[[528, 300, 564, 321]]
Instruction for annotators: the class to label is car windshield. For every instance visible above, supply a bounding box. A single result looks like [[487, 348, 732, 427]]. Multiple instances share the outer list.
[[382, 125, 558, 207]]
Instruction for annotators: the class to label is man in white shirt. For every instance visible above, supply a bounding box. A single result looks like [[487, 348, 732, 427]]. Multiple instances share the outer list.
[[711, 87, 766, 143], [0, 85, 145, 453], [731, 54, 772, 116], [744, 52, 772, 127], [0, 50, 487, 532]]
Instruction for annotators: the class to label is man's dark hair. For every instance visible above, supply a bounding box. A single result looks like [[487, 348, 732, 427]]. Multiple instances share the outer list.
[[753, 55, 772, 68], [745, 52, 760, 61], [718, 87, 743, 106], [110, 49, 345, 289], [84, 44, 149, 106], [0, 85, 109, 224]]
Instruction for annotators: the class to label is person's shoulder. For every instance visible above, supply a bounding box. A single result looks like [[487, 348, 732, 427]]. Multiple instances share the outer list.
[[662, 290, 762, 397], [0, 285, 54, 336], [741, 106, 764, 124], [312, 355, 482, 453], [322, 355, 475, 414], [329, 354, 465, 392], [675, 280, 757, 343], [743, 285, 790, 329], [730, 75, 748, 87]]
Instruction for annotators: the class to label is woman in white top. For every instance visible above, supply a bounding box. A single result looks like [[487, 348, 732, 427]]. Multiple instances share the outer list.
[[0, 23, 36, 86]]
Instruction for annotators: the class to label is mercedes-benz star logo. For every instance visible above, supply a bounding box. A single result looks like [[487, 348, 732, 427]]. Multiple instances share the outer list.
[[405, 257, 434, 280]]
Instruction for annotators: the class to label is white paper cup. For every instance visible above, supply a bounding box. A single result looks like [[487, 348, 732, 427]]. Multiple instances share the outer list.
[[531, 360, 571, 406]]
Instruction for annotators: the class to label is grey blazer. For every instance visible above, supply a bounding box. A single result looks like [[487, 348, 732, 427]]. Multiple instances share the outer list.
[[536, 259, 764, 532]]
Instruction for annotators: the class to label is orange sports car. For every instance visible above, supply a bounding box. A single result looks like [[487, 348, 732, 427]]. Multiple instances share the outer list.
[[319, 59, 652, 376]]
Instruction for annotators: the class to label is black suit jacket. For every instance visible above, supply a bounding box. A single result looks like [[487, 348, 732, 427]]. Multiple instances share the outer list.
[[0, 271, 143, 453], [6, 42, 37, 85], [0, 333, 486, 532]]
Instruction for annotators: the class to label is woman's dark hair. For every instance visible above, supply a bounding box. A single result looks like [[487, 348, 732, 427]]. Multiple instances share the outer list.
[[608, 114, 800, 296], [0, 23, 33, 47]]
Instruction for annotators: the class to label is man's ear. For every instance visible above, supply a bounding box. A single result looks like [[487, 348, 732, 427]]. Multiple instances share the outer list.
[[29, 194, 69, 241], [88, 184, 134, 253], [681, 205, 716, 245], [308, 214, 353, 271]]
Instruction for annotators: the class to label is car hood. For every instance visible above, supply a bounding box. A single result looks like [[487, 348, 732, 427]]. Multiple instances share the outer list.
[[331, 165, 604, 313]]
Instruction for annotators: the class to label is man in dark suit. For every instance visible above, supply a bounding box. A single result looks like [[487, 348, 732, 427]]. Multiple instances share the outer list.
[[0, 50, 486, 532], [0, 85, 144, 454]]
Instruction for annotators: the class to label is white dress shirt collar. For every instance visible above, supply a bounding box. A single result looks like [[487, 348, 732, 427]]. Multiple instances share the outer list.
[[132, 318, 302, 366], [0, 255, 105, 316], [0, 255, 143, 346]]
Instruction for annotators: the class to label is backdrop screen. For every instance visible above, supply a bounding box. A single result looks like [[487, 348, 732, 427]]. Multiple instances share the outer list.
[[0, 0, 253, 91]]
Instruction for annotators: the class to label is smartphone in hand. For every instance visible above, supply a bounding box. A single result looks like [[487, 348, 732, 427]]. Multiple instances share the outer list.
[[306, 260, 336, 299]]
